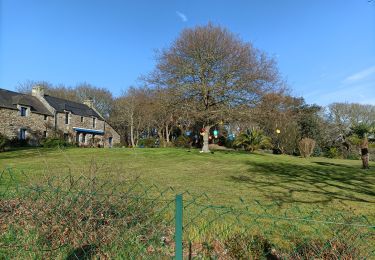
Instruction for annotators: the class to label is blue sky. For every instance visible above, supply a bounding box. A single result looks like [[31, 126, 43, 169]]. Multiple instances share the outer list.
[[1, 0, 374, 105]]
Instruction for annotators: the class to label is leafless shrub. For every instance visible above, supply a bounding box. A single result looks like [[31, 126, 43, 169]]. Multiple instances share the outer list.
[[298, 138, 316, 158], [290, 239, 361, 260]]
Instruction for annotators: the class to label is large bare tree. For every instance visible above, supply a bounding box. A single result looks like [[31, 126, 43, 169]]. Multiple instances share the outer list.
[[146, 23, 282, 152], [111, 87, 152, 147], [75, 82, 114, 118]]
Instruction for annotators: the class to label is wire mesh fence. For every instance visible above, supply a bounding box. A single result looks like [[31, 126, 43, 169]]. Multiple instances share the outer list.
[[1, 167, 374, 259]]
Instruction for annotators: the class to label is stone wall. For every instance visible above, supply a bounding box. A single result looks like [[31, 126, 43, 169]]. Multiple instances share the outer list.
[[0, 107, 120, 147], [104, 122, 121, 147], [55, 112, 105, 134], [0, 107, 51, 143], [55, 112, 120, 147]]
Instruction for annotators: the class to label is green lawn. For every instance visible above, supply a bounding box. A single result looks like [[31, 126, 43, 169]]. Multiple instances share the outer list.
[[1, 147, 374, 216]]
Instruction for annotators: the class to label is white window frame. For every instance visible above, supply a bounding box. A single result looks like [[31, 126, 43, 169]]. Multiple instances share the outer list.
[[20, 106, 28, 117]]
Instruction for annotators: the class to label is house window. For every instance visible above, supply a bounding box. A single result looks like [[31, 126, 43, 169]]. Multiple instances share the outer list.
[[93, 117, 96, 128], [19, 129, 26, 140], [81, 116, 84, 123], [44, 115, 48, 120], [43, 131, 47, 138], [65, 112, 69, 124], [20, 107, 27, 117]]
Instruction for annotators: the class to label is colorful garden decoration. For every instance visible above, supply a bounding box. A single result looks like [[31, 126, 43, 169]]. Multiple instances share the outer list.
[[213, 129, 218, 138]]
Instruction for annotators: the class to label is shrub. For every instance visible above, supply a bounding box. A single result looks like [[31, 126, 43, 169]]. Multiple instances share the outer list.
[[347, 134, 362, 146], [291, 239, 360, 259], [138, 137, 157, 148], [217, 136, 227, 146], [8, 137, 30, 148], [233, 130, 271, 152], [312, 145, 322, 157], [224, 233, 276, 259], [346, 150, 360, 160], [42, 137, 72, 148], [112, 143, 124, 148], [325, 147, 340, 158], [173, 135, 191, 148], [369, 148, 375, 161], [298, 138, 316, 158], [0, 133, 10, 152]]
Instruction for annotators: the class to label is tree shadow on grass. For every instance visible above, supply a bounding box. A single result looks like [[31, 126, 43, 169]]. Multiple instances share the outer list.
[[229, 160, 375, 206], [313, 161, 356, 169]]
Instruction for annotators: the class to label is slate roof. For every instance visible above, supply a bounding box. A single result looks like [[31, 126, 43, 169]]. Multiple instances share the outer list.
[[0, 88, 53, 116], [44, 95, 103, 119]]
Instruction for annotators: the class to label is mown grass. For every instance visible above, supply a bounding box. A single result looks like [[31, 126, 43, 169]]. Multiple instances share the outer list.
[[0, 147, 374, 215]]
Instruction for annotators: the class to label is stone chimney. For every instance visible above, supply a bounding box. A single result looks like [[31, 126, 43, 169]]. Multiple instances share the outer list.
[[83, 97, 94, 108], [31, 85, 45, 97]]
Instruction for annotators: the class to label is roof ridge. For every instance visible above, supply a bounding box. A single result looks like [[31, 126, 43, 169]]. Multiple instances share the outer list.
[[0, 88, 27, 96], [0, 88, 53, 115], [44, 94, 89, 107]]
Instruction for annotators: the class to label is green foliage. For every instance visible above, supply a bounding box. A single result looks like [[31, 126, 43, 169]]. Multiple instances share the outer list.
[[138, 137, 157, 148], [224, 233, 274, 259], [233, 130, 271, 152], [312, 145, 322, 157], [347, 134, 362, 146], [346, 151, 360, 160], [173, 135, 191, 148], [297, 104, 322, 140], [0, 133, 10, 152], [112, 143, 124, 148], [351, 123, 371, 138], [42, 137, 73, 148], [325, 147, 340, 158]]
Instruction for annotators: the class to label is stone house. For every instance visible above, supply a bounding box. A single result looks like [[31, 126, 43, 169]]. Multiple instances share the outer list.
[[0, 86, 120, 147]]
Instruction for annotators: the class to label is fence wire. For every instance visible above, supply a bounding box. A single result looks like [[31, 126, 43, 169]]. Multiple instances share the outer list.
[[0, 168, 374, 259]]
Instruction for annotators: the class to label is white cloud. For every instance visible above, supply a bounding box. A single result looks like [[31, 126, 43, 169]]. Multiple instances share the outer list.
[[176, 11, 188, 22], [305, 82, 375, 106], [344, 65, 375, 83]]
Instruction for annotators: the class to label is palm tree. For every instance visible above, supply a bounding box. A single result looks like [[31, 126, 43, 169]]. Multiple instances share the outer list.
[[233, 130, 271, 152]]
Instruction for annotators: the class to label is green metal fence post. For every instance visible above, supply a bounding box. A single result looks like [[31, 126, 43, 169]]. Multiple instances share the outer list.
[[175, 194, 183, 260]]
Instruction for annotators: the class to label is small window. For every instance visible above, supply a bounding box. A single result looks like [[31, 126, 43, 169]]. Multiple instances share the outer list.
[[65, 112, 69, 124], [44, 115, 48, 120], [93, 117, 96, 128], [20, 107, 27, 117], [19, 129, 26, 140], [81, 116, 84, 123], [43, 131, 47, 138]]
